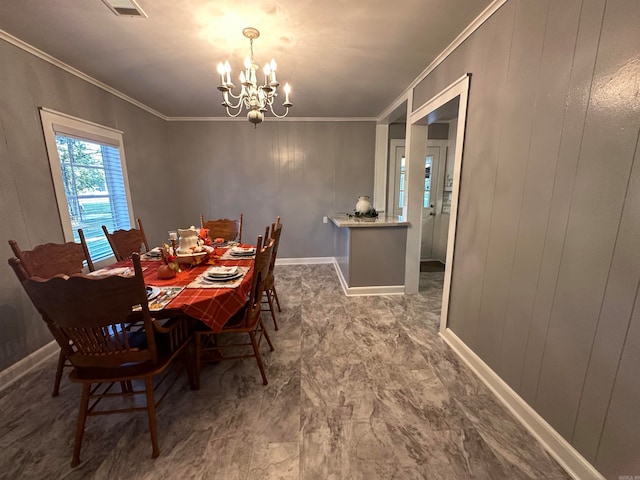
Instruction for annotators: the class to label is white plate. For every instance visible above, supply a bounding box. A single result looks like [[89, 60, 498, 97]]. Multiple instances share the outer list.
[[231, 246, 255, 254], [230, 249, 255, 256], [202, 272, 242, 282], [146, 286, 161, 301]]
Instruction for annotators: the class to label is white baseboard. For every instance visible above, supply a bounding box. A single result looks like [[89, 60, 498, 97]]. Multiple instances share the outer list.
[[276, 257, 334, 265], [333, 259, 405, 296], [0, 340, 58, 392], [440, 328, 605, 480]]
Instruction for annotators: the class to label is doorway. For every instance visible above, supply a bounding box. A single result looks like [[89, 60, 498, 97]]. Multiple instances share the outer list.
[[421, 140, 448, 262], [403, 74, 470, 333]]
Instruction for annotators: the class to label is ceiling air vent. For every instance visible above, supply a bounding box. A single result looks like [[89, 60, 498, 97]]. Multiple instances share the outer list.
[[101, 0, 148, 17]]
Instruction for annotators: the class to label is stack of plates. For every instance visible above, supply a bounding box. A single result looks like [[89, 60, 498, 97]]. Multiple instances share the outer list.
[[229, 246, 256, 257], [203, 266, 242, 282], [145, 248, 162, 259]]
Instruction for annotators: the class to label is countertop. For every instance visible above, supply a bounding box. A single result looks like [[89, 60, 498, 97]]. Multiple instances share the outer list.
[[327, 213, 410, 228]]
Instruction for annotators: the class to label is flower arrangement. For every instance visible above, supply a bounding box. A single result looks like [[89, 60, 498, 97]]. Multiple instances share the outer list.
[[352, 208, 379, 218], [199, 228, 212, 246]]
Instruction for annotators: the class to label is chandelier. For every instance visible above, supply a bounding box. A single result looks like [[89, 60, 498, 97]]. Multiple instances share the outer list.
[[216, 27, 292, 125]]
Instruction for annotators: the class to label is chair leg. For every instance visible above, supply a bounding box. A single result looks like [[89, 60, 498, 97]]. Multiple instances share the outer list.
[[52, 349, 66, 397], [71, 383, 91, 467], [249, 331, 268, 385], [184, 341, 198, 390], [261, 318, 275, 352], [194, 333, 202, 390], [267, 291, 279, 331], [144, 377, 160, 458], [120, 381, 131, 393], [272, 285, 281, 312]]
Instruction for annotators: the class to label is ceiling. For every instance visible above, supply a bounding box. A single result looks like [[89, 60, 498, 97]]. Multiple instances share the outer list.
[[0, 0, 494, 119]]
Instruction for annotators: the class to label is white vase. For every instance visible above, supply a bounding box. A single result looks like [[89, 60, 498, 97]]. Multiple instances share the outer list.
[[177, 226, 199, 253], [355, 196, 372, 214]]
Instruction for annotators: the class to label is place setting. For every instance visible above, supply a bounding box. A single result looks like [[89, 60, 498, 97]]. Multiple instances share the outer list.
[[142, 247, 163, 260], [187, 265, 249, 288], [220, 245, 256, 260], [133, 285, 185, 311]]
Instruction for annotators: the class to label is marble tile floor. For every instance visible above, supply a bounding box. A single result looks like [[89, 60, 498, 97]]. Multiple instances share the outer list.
[[0, 264, 571, 480]]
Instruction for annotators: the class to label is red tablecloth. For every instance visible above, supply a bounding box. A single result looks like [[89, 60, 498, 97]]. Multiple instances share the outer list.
[[121, 246, 254, 333]]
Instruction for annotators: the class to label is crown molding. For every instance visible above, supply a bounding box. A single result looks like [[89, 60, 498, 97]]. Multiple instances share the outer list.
[[0, 29, 168, 121], [3, 0, 507, 126], [167, 116, 376, 122], [376, 0, 508, 121]]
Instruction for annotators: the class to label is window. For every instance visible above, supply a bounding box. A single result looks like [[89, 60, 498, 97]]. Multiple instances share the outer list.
[[398, 155, 406, 209], [424, 155, 433, 208], [40, 109, 134, 263]]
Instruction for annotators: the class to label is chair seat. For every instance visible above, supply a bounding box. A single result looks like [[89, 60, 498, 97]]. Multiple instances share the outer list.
[[69, 346, 184, 382]]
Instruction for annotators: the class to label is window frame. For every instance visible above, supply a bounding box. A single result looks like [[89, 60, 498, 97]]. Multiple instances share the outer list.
[[39, 108, 135, 261]]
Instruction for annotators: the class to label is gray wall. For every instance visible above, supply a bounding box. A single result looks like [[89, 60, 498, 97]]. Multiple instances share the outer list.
[[167, 121, 375, 259], [0, 39, 177, 370], [0, 39, 375, 370], [413, 0, 640, 478]]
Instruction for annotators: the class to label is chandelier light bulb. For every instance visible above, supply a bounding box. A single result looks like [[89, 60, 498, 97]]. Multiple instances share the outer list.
[[217, 62, 226, 85], [224, 60, 231, 84], [283, 83, 292, 106]]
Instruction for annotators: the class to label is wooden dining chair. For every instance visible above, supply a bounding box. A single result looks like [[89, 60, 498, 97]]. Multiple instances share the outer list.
[[8, 232, 95, 397], [21, 253, 196, 467], [9, 230, 95, 277], [200, 213, 243, 243], [102, 218, 150, 261], [195, 235, 274, 386], [262, 217, 283, 330]]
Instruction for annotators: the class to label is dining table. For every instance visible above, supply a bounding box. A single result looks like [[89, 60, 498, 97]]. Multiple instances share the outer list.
[[93, 245, 255, 333]]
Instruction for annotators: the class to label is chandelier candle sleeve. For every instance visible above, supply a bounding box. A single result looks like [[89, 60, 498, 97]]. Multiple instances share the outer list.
[[216, 27, 292, 125]]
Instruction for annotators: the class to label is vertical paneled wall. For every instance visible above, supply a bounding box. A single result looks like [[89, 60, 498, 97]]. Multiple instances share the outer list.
[[166, 121, 375, 259], [0, 35, 376, 373], [412, 0, 640, 477], [0, 39, 174, 370]]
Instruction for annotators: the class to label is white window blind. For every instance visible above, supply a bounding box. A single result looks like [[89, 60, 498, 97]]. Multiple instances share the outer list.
[[40, 109, 134, 264]]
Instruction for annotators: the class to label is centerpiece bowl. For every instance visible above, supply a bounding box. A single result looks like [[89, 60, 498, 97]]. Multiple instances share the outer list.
[[176, 251, 208, 266]]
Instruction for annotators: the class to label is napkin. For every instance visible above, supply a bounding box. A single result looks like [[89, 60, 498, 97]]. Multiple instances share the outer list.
[[207, 265, 238, 276]]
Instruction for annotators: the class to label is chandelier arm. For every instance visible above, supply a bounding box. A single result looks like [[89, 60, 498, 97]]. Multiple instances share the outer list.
[[225, 90, 244, 100], [268, 103, 290, 119], [223, 94, 248, 110], [224, 105, 244, 118]]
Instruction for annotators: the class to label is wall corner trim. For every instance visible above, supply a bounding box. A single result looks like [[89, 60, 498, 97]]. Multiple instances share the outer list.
[[440, 329, 605, 480], [0, 341, 59, 393], [333, 259, 405, 296], [275, 257, 334, 265]]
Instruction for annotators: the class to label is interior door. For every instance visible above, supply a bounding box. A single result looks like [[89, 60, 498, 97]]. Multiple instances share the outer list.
[[420, 145, 445, 259]]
